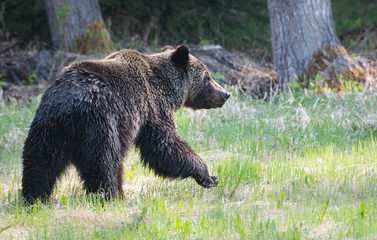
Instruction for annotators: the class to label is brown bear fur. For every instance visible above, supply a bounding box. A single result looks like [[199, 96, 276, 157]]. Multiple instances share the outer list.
[[21, 45, 230, 204]]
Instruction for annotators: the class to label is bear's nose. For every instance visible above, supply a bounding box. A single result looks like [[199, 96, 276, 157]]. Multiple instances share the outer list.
[[222, 92, 231, 100]]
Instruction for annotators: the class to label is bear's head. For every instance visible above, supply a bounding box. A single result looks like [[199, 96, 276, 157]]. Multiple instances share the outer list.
[[163, 45, 231, 110]]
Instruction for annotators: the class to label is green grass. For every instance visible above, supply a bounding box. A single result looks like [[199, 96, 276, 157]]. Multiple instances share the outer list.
[[1, 90, 377, 239]]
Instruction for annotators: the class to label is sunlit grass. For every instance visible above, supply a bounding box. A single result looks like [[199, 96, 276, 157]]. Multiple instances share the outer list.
[[1, 90, 377, 239]]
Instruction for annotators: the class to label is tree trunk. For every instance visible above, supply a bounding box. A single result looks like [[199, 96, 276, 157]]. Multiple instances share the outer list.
[[44, 0, 114, 54], [268, 0, 366, 91]]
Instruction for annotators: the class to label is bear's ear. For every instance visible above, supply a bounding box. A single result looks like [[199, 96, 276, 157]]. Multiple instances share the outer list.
[[161, 45, 175, 52], [171, 45, 189, 69]]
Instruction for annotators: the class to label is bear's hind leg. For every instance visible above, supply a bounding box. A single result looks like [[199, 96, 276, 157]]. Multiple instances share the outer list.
[[71, 99, 135, 200], [76, 158, 119, 200], [73, 119, 123, 200], [117, 164, 124, 197], [22, 152, 70, 204]]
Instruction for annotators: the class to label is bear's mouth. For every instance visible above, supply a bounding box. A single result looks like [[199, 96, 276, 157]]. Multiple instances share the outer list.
[[214, 102, 225, 107], [205, 100, 226, 108]]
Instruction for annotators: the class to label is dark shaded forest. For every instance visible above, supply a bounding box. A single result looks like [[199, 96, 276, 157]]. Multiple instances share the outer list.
[[2, 0, 377, 51]]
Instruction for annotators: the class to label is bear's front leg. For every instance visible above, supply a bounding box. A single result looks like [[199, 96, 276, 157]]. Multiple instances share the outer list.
[[135, 122, 218, 188]]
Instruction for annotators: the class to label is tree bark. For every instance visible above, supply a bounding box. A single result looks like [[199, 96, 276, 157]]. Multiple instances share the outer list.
[[44, 0, 114, 54], [268, 0, 366, 91]]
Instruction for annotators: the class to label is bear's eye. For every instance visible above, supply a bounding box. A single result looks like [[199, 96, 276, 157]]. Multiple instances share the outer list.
[[204, 76, 210, 82]]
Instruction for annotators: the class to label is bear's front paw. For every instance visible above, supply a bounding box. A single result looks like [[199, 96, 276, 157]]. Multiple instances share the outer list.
[[195, 175, 218, 188]]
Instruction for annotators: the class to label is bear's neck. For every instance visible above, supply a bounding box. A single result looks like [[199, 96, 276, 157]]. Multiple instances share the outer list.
[[149, 61, 188, 112]]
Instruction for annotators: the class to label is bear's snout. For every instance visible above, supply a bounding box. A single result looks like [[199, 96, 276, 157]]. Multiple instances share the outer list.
[[210, 90, 230, 108], [222, 92, 231, 100]]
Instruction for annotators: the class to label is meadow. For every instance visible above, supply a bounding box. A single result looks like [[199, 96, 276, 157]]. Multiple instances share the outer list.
[[0, 88, 376, 239]]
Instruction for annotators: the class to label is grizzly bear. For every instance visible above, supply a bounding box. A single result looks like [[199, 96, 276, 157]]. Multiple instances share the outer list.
[[22, 45, 230, 204]]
